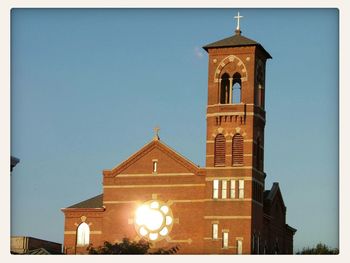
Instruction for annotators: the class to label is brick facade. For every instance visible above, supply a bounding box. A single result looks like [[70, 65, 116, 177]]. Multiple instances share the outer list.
[[61, 27, 296, 255]]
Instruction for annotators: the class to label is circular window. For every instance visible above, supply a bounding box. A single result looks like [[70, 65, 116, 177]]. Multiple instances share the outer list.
[[134, 200, 173, 241]]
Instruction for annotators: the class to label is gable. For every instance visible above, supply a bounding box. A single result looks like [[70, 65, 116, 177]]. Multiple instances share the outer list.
[[103, 139, 200, 177], [264, 183, 286, 216]]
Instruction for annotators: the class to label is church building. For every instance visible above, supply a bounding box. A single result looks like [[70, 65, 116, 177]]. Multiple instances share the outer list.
[[61, 14, 296, 254]]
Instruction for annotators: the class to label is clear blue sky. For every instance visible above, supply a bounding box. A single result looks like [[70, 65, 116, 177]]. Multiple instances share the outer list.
[[10, 8, 338, 252]]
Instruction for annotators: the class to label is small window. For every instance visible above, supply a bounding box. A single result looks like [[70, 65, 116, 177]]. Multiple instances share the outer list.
[[221, 180, 227, 199], [237, 240, 243, 254], [213, 180, 219, 199], [76, 222, 90, 246], [230, 180, 236, 199], [239, 180, 244, 199], [153, 161, 157, 172], [212, 223, 218, 239], [223, 232, 229, 248]]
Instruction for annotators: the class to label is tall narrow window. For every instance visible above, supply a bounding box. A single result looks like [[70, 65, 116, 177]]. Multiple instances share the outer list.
[[214, 134, 226, 166], [221, 180, 227, 199], [258, 84, 265, 109], [213, 180, 219, 199], [153, 161, 158, 173], [232, 134, 244, 165], [232, 73, 242, 104], [223, 232, 229, 248], [275, 240, 279, 254], [230, 180, 236, 199], [256, 137, 262, 171], [212, 223, 218, 239], [237, 240, 243, 254], [220, 73, 230, 104], [252, 233, 255, 254], [76, 222, 90, 246], [239, 180, 244, 199]]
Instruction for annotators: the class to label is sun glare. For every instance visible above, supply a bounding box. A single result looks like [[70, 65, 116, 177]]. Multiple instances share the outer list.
[[134, 200, 173, 241]]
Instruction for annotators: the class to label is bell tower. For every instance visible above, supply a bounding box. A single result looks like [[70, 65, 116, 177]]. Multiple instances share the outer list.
[[203, 14, 272, 254]]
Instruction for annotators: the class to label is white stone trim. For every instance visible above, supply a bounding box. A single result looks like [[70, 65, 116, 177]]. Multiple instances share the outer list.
[[204, 216, 251, 219], [117, 172, 195, 177], [206, 166, 253, 170], [206, 112, 265, 121], [214, 55, 248, 83], [104, 183, 205, 189], [104, 198, 254, 204], [207, 103, 256, 108]]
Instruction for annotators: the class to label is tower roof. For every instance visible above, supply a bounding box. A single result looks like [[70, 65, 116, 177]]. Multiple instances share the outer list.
[[203, 32, 272, 59]]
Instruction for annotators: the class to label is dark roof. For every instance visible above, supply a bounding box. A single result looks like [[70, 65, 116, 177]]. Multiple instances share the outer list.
[[286, 224, 297, 234], [11, 156, 20, 171], [265, 182, 280, 201], [203, 32, 272, 59], [264, 182, 286, 210], [68, 194, 103, 208]]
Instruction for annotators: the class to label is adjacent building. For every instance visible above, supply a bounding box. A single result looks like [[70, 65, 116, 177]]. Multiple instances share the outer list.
[[11, 236, 62, 254]]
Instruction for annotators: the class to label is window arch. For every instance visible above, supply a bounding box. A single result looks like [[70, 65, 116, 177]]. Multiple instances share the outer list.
[[214, 134, 226, 166], [76, 222, 90, 246], [220, 73, 230, 104], [232, 134, 243, 165], [232, 72, 242, 104]]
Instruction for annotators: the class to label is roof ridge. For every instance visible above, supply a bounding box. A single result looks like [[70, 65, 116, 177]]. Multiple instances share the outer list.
[[103, 139, 200, 177], [67, 193, 103, 208]]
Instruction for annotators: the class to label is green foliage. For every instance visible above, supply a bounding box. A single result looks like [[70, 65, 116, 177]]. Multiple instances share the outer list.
[[297, 242, 339, 255], [88, 238, 179, 255]]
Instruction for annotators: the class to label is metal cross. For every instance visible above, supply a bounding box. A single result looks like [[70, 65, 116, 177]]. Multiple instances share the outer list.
[[153, 126, 160, 140], [234, 12, 243, 30]]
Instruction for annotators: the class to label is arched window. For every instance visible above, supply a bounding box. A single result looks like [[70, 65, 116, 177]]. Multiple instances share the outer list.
[[232, 72, 242, 104], [220, 73, 230, 104], [232, 134, 243, 165], [76, 222, 90, 246], [214, 134, 226, 166]]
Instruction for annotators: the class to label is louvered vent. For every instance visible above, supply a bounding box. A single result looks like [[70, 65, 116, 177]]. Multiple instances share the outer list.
[[232, 134, 243, 165], [214, 134, 226, 166]]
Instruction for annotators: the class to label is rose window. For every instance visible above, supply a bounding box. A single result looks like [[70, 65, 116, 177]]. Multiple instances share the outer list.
[[134, 200, 173, 241]]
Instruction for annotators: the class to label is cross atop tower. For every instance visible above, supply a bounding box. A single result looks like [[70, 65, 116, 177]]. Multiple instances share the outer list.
[[153, 126, 160, 140], [234, 12, 243, 34]]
